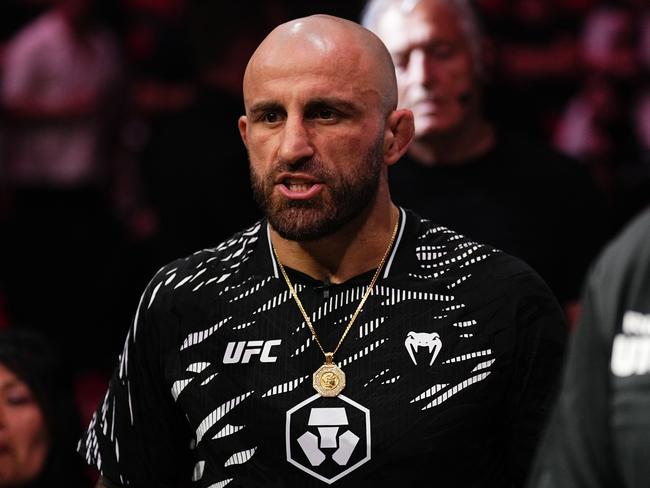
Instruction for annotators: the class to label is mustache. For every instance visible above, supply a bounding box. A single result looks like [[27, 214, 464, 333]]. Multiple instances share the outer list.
[[267, 157, 335, 182]]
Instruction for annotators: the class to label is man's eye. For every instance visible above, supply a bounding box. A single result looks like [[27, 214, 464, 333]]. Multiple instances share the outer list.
[[308, 108, 338, 120], [318, 109, 334, 119], [431, 44, 456, 60], [263, 112, 279, 123]]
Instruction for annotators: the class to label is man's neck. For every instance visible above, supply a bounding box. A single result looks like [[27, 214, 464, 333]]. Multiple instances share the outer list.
[[270, 200, 399, 284], [408, 119, 495, 167]]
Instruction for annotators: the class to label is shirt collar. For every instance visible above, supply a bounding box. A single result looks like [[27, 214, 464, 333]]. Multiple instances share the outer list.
[[249, 207, 416, 283]]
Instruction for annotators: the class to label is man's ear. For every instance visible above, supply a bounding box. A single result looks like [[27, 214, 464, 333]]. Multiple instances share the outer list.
[[238, 115, 249, 147], [383, 109, 414, 166]]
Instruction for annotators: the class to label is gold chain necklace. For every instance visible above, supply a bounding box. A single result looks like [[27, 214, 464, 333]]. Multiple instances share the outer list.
[[272, 216, 400, 397]]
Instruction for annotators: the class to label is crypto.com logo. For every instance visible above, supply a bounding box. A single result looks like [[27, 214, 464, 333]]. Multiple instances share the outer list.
[[286, 394, 371, 484]]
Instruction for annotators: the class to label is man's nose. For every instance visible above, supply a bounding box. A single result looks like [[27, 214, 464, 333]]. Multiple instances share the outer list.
[[408, 49, 436, 87], [278, 116, 314, 165]]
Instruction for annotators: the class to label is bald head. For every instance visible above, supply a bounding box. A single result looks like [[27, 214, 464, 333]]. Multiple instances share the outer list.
[[238, 14, 415, 244], [243, 14, 398, 115]]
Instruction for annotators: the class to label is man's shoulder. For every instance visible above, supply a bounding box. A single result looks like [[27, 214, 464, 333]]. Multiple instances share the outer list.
[[411, 212, 493, 252], [407, 210, 540, 283], [146, 220, 267, 300], [405, 211, 562, 325]]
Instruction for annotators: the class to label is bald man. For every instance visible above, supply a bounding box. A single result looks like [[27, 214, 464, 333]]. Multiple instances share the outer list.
[[79, 15, 566, 487]]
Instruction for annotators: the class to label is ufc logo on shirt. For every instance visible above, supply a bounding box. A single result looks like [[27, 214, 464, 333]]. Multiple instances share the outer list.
[[223, 340, 282, 364]]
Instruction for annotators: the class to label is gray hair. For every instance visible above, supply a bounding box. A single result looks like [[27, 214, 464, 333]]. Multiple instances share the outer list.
[[361, 0, 484, 76]]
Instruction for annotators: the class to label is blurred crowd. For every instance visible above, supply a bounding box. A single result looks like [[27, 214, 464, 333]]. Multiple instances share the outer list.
[[479, 0, 650, 226], [0, 0, 648, 482]]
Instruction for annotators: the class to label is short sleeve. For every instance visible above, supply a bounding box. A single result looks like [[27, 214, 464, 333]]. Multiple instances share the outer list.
[[503, 268, 568, 486], [77, 266, 193, 486]]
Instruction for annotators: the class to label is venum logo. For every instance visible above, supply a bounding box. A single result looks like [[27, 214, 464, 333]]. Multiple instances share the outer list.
[[222, 340, 282, 364], [286, 394, 371, 484], [404, 331, 442, 366]]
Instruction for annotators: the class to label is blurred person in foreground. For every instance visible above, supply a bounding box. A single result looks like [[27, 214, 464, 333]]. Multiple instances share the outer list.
[[78, 14, 565, 487], [0, 328, 91, 487], [527, 206, 650, 488], [362, 0, 610, 319]]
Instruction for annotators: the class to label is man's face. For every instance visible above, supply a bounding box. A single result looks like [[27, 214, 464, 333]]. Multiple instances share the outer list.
[[375, 0, 478, 139], [240, 37, 388, 241]]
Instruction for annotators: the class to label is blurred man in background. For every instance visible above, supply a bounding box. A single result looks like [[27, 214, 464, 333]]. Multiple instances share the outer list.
[[363, 0, 611, 319]]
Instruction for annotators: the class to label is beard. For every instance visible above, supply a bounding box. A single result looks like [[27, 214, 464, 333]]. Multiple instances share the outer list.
[[250, 135, 384, 241]]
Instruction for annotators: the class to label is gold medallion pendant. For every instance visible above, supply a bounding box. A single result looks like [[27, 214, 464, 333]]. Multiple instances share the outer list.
[[313, 354, 346, 397], [272, 212, 400, 398]]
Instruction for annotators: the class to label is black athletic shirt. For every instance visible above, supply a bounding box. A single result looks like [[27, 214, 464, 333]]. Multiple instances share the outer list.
[[388, 132, 610, 305], [78, 209, 566, 487]]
